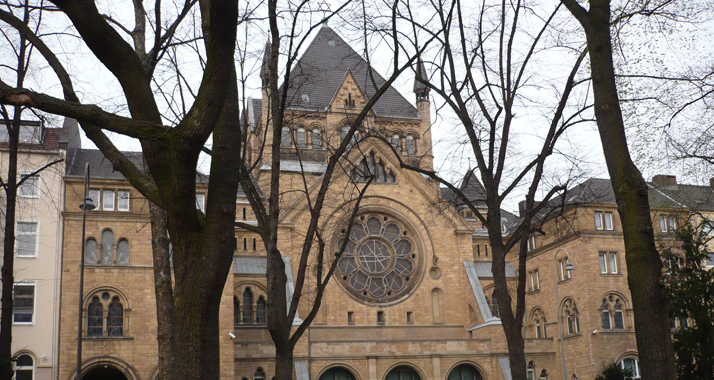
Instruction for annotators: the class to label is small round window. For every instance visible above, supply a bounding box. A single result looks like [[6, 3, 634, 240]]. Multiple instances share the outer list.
[[336, 213, 421, 303]]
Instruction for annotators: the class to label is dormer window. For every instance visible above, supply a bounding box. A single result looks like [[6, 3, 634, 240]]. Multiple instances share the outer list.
[[301, 94, 310, 102]]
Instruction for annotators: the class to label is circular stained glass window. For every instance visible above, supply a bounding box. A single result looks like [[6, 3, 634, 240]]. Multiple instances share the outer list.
[[336, 214, 421, 303]]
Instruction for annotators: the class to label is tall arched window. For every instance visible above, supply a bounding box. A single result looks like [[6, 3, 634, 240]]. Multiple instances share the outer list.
[[342, 126, 358, 148], [233, 295, 240, 324], [15, 354, 34, 380], [87, 297, 104, 337], [116, 239, 129, 265], [431, 288, 443, 323], [562, 299, 580, 335], [405, 134, 415, 155], [107, 297, 124, 336], [619, 358, 640, 379], [281, 127, 290, 147], [256, 296, 266, 324], [527, 361, 536, 380], [600, 294, 626, 330], [101, 229, 114, 265], [242, 288, 254, 324], [85, 238, 98, 265], [312, 128, 321, 149], [491, 290, 499, 318], [447, 364, 483, 380], [391, 134, 401, 152], [296, 128, 306, 148], [532, 308, 546, 338]]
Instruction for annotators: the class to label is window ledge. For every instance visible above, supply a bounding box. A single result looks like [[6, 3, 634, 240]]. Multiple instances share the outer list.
[[527, 289, 541, 295], [82, 336, 133, 340], [563, 333, 581, 340], [599, 273, 623, 277], [557, 277, 573, 284]]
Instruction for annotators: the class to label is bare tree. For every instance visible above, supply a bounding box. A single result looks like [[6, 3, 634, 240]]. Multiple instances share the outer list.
[[240, 2, 436, 376], [559, 0, 677, 378], [0, 2, 63, 378], [384, 0, 591, 378]]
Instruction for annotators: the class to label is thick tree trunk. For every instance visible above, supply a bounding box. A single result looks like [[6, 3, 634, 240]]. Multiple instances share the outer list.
[[569, 1, 677, 378], [0, 119, 19, 380], [149, 203, 174, 380], [274, 345, 294, 380]]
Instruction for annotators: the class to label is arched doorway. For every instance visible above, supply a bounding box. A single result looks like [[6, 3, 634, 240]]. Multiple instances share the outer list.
[[82, 365, 128, 380], [447, 364, 483, 380], [386, 366, 421, 380]]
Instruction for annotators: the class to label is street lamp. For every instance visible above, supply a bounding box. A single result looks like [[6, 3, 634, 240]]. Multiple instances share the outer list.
[[77, 163, 95, 380], [554, 247, 575, 380]]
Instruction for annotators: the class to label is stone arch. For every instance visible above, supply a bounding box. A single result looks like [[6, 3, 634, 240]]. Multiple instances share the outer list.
[[100, 228, 114, 265], [431, 288, 444, 323], [560, 297, 580, 335], [83, 287, 131, 337], [382, 362, 426, 380], [317, 364, 362, 380], [530, 307, 547, 338], [444, 361, 486, 380], [234, 282, 268, 324], [68, 355, 140, 380]]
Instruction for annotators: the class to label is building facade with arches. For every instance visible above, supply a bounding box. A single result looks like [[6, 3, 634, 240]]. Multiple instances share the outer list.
[[49, 25, 714, 380]]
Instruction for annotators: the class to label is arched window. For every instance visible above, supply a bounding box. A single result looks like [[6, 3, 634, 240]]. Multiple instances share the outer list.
[[85, 238, 98, 265], [233, 295, 240, 324], [562, 299, 580, 335], [539, 369, 548, 380], [342, 126, 358, 148], [87, 297, 104, 337], [320, 367, 356, 380], [281, 127, 290, 147], [101, 229, 114, 265], [405, 134, 415, 155], [600, 294, 626, 330], [447, 364, 483, 380], [491, 290, 499, 318], [107, 297, 124, 336], [619, 358, 640, 379], [377, 160, 387, 182], [527, 361, 536, 380], [116, 239, 129, 265], [312, 128, 321, 149], [532, 308, 546, 338], [256, 296, 266, 324], [242, 287, 253, 324], [391, 134, 401, 152], [296, 128, 306, 148], [387, 366, 421, 380], [15, 354, 34, 380], [254, 367, 266, 380], [253, 238, 256, 251]]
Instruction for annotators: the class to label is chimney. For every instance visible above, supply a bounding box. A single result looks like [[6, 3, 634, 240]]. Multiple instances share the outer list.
[[518, 200, 526, 218], [652, 175, 677, 186]]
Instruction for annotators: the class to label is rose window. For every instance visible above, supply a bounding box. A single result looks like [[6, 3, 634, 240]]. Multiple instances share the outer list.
[[336, 214, 420, 303]]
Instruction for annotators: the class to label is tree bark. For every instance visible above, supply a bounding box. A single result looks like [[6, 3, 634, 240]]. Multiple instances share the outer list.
[[560, 1, 677, 378], [149, 202, 174, 380]]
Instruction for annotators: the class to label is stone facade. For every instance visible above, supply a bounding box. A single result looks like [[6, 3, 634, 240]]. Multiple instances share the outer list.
[[51, 25, 714, 380]]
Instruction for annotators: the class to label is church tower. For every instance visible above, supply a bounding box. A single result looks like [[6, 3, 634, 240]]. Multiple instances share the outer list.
[[413, 57, 433, 170]]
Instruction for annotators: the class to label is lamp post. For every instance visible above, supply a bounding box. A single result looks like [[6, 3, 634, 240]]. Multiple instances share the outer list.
[[554, 247, 575, 380], [77, 163, 95, 380]]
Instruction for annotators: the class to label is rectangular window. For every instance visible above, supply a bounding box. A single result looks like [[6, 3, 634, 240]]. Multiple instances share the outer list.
[[18, 173, 39, 198], [529, 272, 535, 291], [117, 190, 130, 211], [196, 194, 205, 212], [528, 270, 540, 291], [599, 253, 607, 274], [609, 252, 618, 273], [595, 211, 614, 230], [559, 260, 571, 281], [527, 235, 537, 252], [102, 190, 115, 211], [16, 221, 38, 257], [535, 270, 540, 290], [660, 215, 677, 233], [377, 311, 385, 325], [348, 311, 355, 325], [13, 283, 35, 324], [406, 311, 413, 324], [88, 189, 101, 209]]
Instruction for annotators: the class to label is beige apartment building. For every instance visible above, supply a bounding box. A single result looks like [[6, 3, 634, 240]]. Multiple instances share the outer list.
[[1, 118, 79, 380], [52, 25, 714, 380]]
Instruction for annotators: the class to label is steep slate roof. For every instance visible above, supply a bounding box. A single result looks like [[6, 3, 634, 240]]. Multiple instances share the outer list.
[[441, 169, 488, 210], [282, 26, 418, 119], [66, 149, 145, 180], [649, 182, 714, 212]]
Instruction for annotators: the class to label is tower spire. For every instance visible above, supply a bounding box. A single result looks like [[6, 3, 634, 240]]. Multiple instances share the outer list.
[[260, 40, 272, 88], [413, 57, 429, 102]]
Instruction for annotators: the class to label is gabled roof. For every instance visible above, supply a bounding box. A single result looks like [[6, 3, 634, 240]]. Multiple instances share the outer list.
[[282, 26, 418, 119], [441, 169, 487, 209], [66, 149, 145, 180], [649, 182, 714, 212]]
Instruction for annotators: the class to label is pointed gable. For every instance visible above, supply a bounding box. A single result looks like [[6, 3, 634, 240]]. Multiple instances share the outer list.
[[284, 26, 418, 119]]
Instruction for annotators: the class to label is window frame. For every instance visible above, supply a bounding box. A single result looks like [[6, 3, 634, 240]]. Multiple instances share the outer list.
[[15, 221, 39, 258], [117, 190, 130, 211], [102, 190, 115, 211], [620, 358, 641, 379], [594, 211, 614, 231], [18, 172, 40, 198], [659, 214, 677, 233], [196, 193, 206, 213], [13, 282, 36, 325], [14, 353, 35, 380]]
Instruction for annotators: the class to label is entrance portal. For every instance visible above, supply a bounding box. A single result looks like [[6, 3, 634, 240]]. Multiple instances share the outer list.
[[82, 366, 129, 380]]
